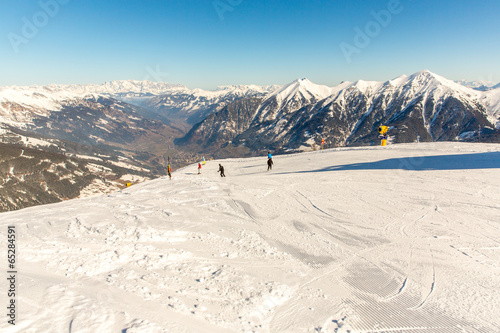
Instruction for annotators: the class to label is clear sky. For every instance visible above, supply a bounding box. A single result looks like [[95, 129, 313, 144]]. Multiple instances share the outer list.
[[1, 0, 499, 89]]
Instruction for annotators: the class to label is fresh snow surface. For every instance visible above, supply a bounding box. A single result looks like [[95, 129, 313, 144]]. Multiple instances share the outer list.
[[1, 142, 499, 332]]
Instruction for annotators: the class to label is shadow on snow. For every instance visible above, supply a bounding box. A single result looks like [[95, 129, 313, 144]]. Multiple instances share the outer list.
[[279, 152, 500, 174]]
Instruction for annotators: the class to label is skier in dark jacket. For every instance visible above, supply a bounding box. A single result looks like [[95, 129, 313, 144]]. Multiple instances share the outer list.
[[218, 164, 226, 177], [267, 157, 273, 171], [267, 151, 273, 171]]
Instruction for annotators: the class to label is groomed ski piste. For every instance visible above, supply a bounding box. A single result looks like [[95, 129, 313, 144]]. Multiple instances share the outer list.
[[1, 142, 500, 333]]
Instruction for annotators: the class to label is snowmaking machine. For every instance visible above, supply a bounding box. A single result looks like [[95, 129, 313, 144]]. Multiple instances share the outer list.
[[378, 126, 389, 146]]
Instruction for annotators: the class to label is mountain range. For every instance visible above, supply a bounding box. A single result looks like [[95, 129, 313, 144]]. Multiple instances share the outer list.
[[454, 79, 500, 91], [177, 71, 500, 156], [1, 70, 499, 210]]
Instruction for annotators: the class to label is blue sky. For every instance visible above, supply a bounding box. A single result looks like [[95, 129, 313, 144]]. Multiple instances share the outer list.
[[1, 0, 499, 89]]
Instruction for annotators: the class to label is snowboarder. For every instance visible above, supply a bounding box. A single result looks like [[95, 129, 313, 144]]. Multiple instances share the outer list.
[[202, 156, 206, 165], [218, 164, 226, 177], [168, 164, 172, 180], [267, 157, 273, 171], [198, 162, 202, 174]]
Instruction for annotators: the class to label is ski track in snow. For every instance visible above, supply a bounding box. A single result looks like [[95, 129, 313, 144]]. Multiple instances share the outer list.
[[1, 142, 500, 333]]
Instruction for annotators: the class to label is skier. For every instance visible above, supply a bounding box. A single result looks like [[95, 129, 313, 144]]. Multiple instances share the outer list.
[[267, 157, 273, 171], [198, 162, 202, 174], [202, 156, 206, 165], [267, 151, 273, 171], [168, 164, 172, 180], [218, 164, 226, 177]]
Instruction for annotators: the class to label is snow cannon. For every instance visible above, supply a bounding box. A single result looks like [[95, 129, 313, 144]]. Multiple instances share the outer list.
[[378, 126, 389, 146], [378, 126, 389, 135]]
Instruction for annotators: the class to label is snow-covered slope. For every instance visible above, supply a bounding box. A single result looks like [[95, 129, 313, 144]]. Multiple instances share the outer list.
[[1, 142, 499, 332]]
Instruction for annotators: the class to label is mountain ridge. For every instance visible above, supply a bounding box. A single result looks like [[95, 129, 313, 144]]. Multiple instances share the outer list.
[[176, 70, 500, 156], [4, 72, 499, 126]]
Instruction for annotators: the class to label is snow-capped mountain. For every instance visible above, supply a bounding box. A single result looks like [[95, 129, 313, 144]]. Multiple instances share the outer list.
[[0, 79, 282, 171], [455, 79, 499, 91], [0, 88, 80, 126], [0, 80, 187, 99], [178, 71, 500, 155], [0, 88, 181, 146], [0, 89, 186, 212], [0, 81, 276, 211], [330, 70, 497, 144], [142, 84, 280, 125], [254, 78, 347, 123], [0, 80, 282, 127], [176, 79, 350, 153], [0, 83, 172, 126], [2, 72, 500, 211]]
